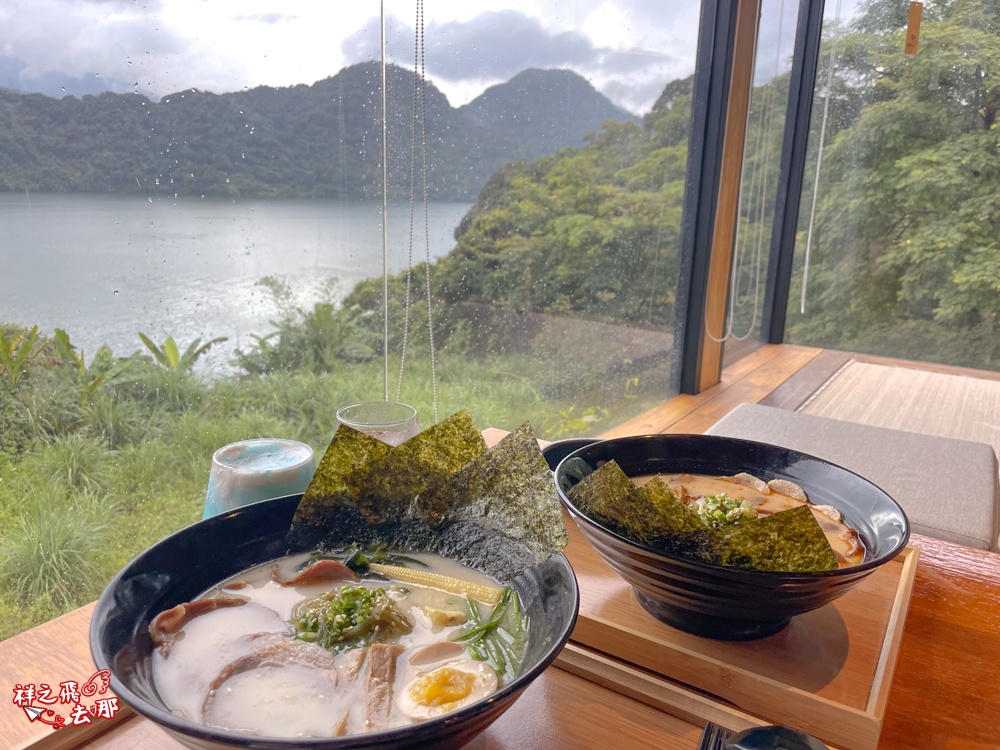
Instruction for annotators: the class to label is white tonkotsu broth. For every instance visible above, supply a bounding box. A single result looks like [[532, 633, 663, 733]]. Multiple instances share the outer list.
[[151, 552, 508, 738]]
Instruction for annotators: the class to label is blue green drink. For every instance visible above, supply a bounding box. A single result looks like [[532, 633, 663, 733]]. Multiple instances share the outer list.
[[203, 438, 315, 519]]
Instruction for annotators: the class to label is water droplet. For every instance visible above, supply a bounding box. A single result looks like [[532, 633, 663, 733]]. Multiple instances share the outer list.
[[113, 290, 120, 296]]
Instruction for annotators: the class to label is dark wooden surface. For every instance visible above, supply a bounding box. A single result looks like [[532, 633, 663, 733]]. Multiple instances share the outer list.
[[878, 534, 1000, 750]]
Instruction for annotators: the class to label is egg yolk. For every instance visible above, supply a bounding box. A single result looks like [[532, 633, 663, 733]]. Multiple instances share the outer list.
[[408, 667, 476, 707]]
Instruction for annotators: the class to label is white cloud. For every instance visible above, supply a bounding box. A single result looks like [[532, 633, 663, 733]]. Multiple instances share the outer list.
[[0, 0, 834, 113]]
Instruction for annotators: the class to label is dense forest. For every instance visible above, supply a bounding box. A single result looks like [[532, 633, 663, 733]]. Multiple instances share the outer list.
[[337, 0, 1000, 374], [783, 0, 1000, 367], [0, 64, 634, 201]]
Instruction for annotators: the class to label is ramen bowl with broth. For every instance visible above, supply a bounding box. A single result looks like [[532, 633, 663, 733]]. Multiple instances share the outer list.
[[92, 414, 578, 750], [90, 493, 578, 750], [551, 434, 908, 641]]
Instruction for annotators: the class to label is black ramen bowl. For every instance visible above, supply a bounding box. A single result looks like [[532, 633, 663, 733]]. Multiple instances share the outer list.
[[90, 493, 579, 750], [551, 434, 909, 641]]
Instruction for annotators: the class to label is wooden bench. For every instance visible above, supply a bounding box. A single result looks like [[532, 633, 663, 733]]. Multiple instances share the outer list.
[[706, 403, 1000, 551]]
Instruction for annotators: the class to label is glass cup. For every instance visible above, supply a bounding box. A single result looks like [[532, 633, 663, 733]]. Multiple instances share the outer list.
[[336, 401, 420, 446], [202, 438, 316, 520]]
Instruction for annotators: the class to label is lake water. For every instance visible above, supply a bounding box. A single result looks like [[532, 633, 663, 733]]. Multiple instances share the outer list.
[[0, 193, 471, 373]]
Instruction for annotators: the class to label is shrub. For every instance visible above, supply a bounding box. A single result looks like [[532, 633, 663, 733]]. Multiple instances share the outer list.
[[118, 364, 208, 412], [0, 504, 107, 610], [39, 433, 115, 492], [0, 590, 61, 641], [83, 392, 148, 450], [232, 303, 377, 375], [6, 378, 83, 446]]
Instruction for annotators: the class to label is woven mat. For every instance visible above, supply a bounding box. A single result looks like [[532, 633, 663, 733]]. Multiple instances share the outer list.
[[800, 361, 1000, 460]]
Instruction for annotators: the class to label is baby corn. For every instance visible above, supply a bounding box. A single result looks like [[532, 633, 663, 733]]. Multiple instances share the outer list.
[[367, 563, 503, 605]]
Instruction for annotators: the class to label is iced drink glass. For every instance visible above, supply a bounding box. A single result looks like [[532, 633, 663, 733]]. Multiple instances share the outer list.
[[336, 401, 420, 446], [202, 438, 316, 519]]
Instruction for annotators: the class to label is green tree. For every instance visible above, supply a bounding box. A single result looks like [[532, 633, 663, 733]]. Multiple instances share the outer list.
[[787, 0, 1000, 366]]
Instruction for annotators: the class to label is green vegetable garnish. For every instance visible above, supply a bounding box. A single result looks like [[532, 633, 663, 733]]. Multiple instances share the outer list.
[[450, 586, 526, 684], [294, 585, 412, 653], [695, 494, 758, 527]]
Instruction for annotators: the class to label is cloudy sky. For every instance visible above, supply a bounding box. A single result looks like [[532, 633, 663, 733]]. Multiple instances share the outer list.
[[0, 0, 858, 115]]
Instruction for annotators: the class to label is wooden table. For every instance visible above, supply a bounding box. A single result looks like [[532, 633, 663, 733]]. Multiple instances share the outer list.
[[3, 530, 998, 750]]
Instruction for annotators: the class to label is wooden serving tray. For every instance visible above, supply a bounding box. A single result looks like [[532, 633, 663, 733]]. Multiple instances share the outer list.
[[560, 513, 920, 750]]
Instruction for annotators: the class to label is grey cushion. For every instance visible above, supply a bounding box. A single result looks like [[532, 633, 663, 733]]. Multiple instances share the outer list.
[[705, 403, 1000, 551]]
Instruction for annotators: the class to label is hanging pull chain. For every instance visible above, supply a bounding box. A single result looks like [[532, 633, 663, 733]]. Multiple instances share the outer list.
[[395, 0, 439, 422], [380, 0, 390, 400]]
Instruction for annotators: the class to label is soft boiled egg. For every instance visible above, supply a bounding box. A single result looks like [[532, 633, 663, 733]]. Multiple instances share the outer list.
[[398, 659, 499, 721]]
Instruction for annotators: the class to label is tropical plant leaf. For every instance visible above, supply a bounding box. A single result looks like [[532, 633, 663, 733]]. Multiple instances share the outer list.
[[0, 325, 39, 389], [137, 332, 169, 368], [162, 337, 181, 369], [181, 336, 228, 369], [137, 332, 225, 371], [53, 328, 84, 371]]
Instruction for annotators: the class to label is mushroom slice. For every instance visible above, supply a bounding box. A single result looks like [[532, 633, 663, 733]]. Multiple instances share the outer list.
[[767, 479, 808, 501], [729, 472, 770, 494], [814, 504, 843, 523]]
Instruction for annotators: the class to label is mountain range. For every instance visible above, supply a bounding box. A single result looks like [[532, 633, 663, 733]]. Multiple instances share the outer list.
[[0, 63, 638, 201]]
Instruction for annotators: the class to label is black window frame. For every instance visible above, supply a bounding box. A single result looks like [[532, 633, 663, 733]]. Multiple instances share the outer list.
[[674, 0, 827, 393]]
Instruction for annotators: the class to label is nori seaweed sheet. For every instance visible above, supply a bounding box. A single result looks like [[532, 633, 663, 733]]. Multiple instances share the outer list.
[[286, 414, 567, 583], [415, 423, 568, 568], [651, 505, 838, 572], [288, 425, 392, 542], [570, 461, 837, 573], [719, 504, 838, 572], [342, 409, 487, 524], [639, 477, 707, 534], [567, 460, 707, 543]]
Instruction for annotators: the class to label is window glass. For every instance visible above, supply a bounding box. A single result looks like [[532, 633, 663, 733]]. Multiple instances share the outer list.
[[0, 3, 702, 637], [721, 0, 800, 369], [785, 0, 1000, 370]]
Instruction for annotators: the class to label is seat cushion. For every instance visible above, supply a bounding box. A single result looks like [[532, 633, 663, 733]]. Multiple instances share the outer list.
[[705, 403, 1000, 550]]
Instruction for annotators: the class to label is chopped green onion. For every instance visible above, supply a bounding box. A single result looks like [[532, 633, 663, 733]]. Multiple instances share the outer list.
[[695, 493, 758, 527]]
